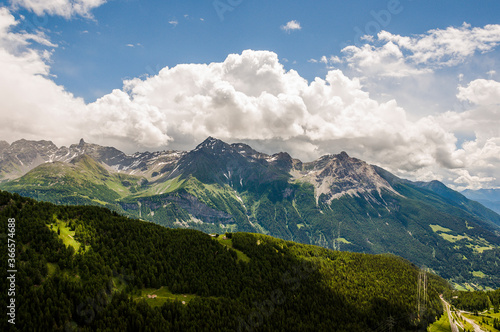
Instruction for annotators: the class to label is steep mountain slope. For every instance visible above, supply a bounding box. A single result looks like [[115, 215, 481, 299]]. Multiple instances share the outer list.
[[462, 189, 500, 215], [373, 167, 500, 230], [1, 154, 143, 210], [0, 139, 60, 180], [1, 137, 499, 289], [0, 138, 184, 182], [0, 190, 446, 331], [292, 152, 400, 204]]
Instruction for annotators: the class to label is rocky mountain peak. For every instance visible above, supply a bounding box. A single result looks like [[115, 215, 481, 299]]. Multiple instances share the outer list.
[[231, 142, 261, 156], [338, 151, 349, 159], [9, 139, 58, 152], [0, 137, 394, 205], [0, 140, 9, 154], [265, 152, 295, 171], [293, 152, 401, 204], [195, 136, 231, 152], [0, 139, 61, 181]]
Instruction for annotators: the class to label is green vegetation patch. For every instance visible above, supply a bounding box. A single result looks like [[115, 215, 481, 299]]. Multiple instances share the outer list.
[[469, 244, 495, 253], [337, 237, 351, 244], [460, 316, 475, 331], [222, 224, 238, 232], [46, 262, 58, 276], [462, 313, 500, 332], [430, 224, 453, 233], [427, 304, 451, 332], [466, 237, 496, 253], [184, 178, 246, 217], [215, 234, 250, 263], [48, 217, 84, 252], [134, 286, 197, 308], [133, 175, 186, 197], [429, 224, 475, 243], [452, 283, 468, 291], [439, 233, 472, 243]]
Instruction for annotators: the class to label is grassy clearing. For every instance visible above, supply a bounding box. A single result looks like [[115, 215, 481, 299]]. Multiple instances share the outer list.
[[112, 277, 129, 293], [430, 224, 453, 233], [453, 283, 468, 291], [428, 304, 451, 332], [429, 224, 472, 242], [48, 217, 83, 252], [431, 225, 496, 252], [467, 242, 495, 253], [472, 271, 486, 278], [465, 221, 474, 230], [215, 234, 250, 263], [463, 312, 500, 332], [488, 312, 500, 319], [134, 176, 186, 197], [105, 179, 133, 197], [450, 310, 475, 331], [185, 178, 246, 215], [134, 286, 197, 308], [439, 233, 472, 243], [91, 198, 109, 205], [464, 283, 478, 291]]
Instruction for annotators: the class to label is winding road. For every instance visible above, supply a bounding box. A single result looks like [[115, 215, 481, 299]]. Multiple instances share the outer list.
[[458, 309, 486, 332], [440, 296, 459, 332], [440, 296, 487, 332]]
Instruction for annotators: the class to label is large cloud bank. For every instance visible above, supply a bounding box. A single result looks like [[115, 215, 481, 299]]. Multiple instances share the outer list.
[[0, 7, 499, 190]]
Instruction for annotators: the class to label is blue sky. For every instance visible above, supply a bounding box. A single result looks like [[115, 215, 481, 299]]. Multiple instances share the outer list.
[[9, 0, 500, 102], [1, 0, 500, 190]]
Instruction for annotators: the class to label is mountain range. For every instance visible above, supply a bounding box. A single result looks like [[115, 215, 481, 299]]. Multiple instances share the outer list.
[[1, 137, 499, 289], [462, 188, 500, 214]]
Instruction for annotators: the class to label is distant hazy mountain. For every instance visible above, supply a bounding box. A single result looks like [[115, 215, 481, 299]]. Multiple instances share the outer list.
[[1, 137, 499, 288], [462, 189, 500, 215]]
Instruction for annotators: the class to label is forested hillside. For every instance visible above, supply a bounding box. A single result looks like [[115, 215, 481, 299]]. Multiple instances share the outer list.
[[0, 190, 447, 331]]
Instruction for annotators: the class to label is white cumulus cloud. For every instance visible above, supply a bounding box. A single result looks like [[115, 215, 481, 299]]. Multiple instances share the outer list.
[[9, 0, 106, 18], [432, 78, 500, 189], [342, 23, 500, 78], [457, 79, 500, 106], [281, 20, 301, 33], [0, 8, 85, 145]]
